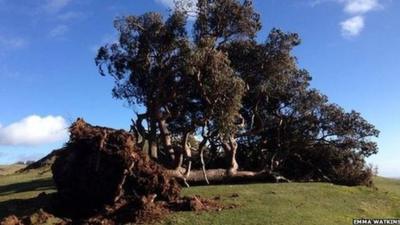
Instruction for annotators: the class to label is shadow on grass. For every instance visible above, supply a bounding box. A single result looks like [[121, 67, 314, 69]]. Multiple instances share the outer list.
[[0, 178, 54, 196], [0, 192, 57, 218], [0, 178, 56, 218], [0, 178, 96, 221]]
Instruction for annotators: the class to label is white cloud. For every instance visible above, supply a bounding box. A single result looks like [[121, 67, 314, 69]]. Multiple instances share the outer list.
[[44, 0, 72, 13], [340, 15, 365, 37], [338, 0, 382, 38], [343, 0, 381, 14], [0, 115, 68, 146], [49, 24, 69, 38], [312, 0, 382, 13], [312, 0, 384, 38]]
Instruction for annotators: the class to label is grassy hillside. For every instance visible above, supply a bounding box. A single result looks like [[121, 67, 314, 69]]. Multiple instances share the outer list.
[[0, 164, 26, 176], [165, 181, 400, 225], [0, 167, 399, 225]]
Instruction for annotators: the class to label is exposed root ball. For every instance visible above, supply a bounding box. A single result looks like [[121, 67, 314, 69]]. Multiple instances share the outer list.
[[51, 118, 181, 219]]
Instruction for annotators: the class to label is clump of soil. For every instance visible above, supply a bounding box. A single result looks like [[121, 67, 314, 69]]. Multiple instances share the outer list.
[[0, 209, 67, 225], [1, 215, 21, 225], [1, 118, 223, 225]]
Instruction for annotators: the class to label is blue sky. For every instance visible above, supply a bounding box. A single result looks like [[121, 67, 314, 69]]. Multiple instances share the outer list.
[[0, 0, 399, 177]]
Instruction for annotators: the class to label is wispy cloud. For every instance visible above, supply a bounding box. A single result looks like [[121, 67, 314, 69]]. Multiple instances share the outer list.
[[44, 0, 72, 13], [0, 35, 28, 50], [0, 65, 21, 80], [57, 11, 84, 21], [49, 24, 69, 38], [0, 115, 69, 146], [340, 15, 365, 37]]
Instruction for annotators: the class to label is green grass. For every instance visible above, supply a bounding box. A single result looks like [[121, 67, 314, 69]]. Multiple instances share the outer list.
[[0, 168, 55, 218], [1, 167, 399, 225], [161, 181, 400, 225]]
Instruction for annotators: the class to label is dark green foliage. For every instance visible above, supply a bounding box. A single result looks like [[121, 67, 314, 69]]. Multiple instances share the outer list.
[[224, 29, 379, 185], [96, 0, 379, 185]]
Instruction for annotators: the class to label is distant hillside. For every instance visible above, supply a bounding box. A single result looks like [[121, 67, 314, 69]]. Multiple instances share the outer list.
[[18, 149, 65, 172], [0, 149, 64, 176], [0, 164, 26, 176]]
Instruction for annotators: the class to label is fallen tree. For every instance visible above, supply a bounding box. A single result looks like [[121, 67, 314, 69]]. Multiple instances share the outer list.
[[95, 0, 378, 187], [167, 169, 290, 186], [55, 118, 288, 193], [50, 118, 223, 223], [0, 118, 223, 225]]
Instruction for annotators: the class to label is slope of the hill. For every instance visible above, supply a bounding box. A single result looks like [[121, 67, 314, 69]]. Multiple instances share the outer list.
[[0, 167, 399, 225]]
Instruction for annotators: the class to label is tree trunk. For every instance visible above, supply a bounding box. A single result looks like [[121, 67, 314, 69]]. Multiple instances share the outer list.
[[182, 132, 192, 178], [148, 119, 158, 160], [166, 169, 290, 186], [158, 119, 180, 169], [222, 136, 239, 175], [133, 113, 158, 159], [198, 138, 209, 184]]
